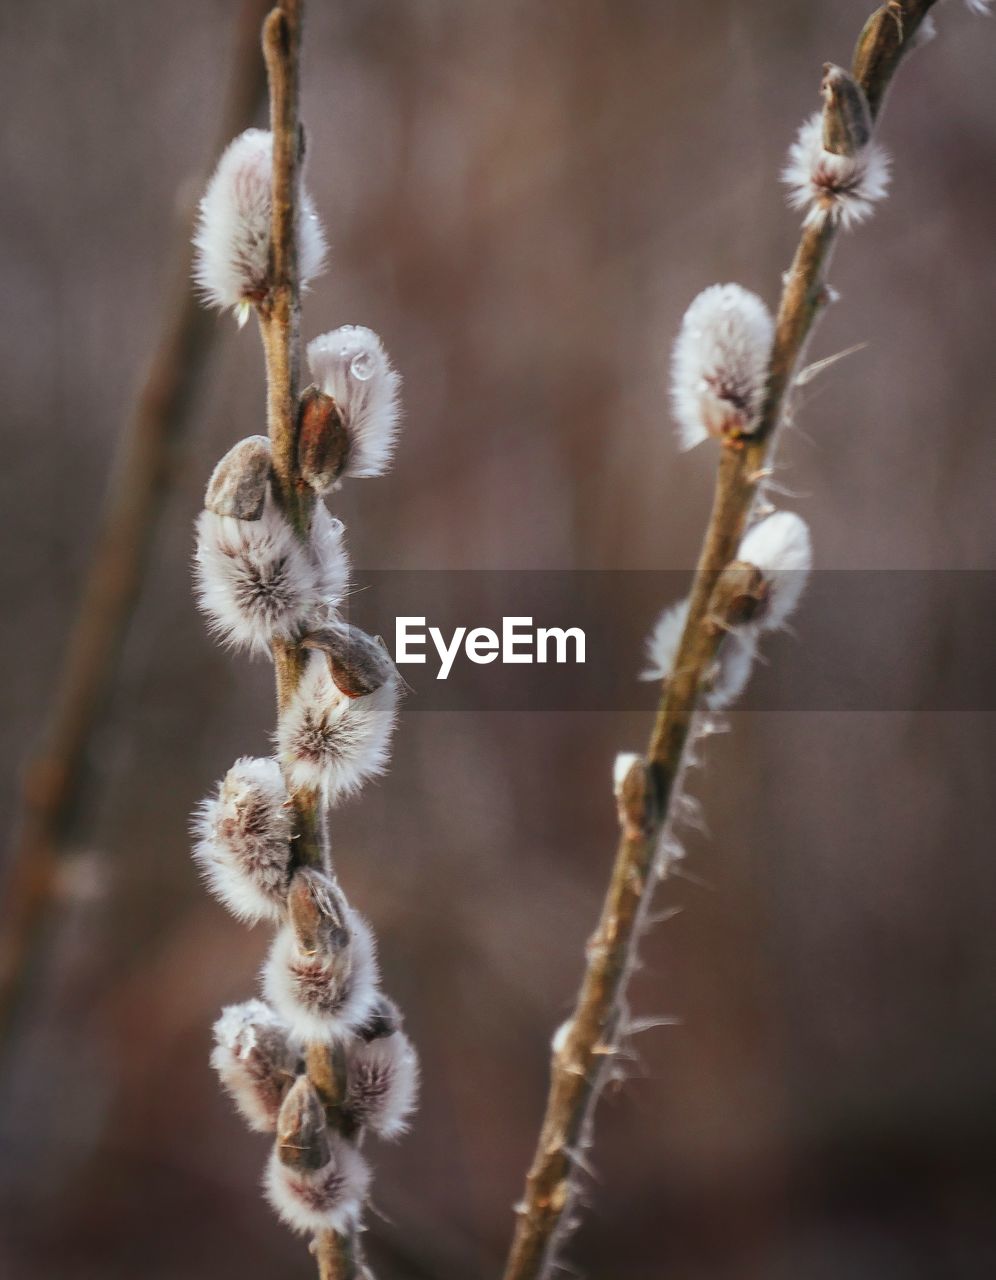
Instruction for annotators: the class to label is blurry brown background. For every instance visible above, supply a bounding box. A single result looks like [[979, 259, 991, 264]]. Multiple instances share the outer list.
[[1, 1, 995, 1277]]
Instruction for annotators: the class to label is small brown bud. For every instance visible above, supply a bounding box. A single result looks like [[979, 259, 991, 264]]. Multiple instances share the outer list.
[[205, 435, 272, 519], [709, 560, 769, 630], [287, 868, 351, 958], [821, 64, 872, 157], [300, 623, 396, 698], [276, 1076, 331, 1171], [613, 754, 660, 841], [297, 384, 350, 493]]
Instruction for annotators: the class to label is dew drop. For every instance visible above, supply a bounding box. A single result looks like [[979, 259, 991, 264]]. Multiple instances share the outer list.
[[350, 349, 376, 381]]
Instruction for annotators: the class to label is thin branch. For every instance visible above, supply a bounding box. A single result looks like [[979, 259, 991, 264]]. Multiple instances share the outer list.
[[260, 1, 305, 530], [0, 0, 271, 1047], [256, 5, 363, 1277], [500, 5, 937, 1278]]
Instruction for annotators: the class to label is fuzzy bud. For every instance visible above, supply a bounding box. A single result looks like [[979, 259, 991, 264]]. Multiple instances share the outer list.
[[204, 436, 272, 520], [736, 511, 813, 632], [275, 1075, 331, 1171], [344, 1022, 419, 1140], [210, 999, 300, 1133], [297, 385, 351, 493], [192, 757, 292, 924], [705, 633, 758, 710], [640, 599, 690, 682], [287, 867, 352, 957], [265, 1128, 371, 1236], [783, 111, 890, 230], [670, 284, 774, 449], [551, 1019, 572, 1056], [193, 129, 327, 318], [609, 752, 665, 844], [306, 326, 401, 478], [612, 752, 641, 800], [194, 498, 349, 655], [300, 623, 396, 698], [265, 1078, 372, 1234], [355, 993, 403, 1042], [820, 65, 872, 157], [709, 560, 770, 631], [275, 652, 399, 804], [612, 753, 658, 841], [310, 504, 353, 609], [642, 596, 758, 710], [912, 14, 938, 47], [262, 870, 380, 1042]]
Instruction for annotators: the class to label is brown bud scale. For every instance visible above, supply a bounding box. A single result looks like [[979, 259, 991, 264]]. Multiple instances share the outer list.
[[300, 624, 395, 698], [287, 868, 351, 958], [205, 435, 272, 520], [277, 1076, 332, 1171], [297, 385, 351, 494], [709, 560, 769, 630], [821, 63, 872, 157]]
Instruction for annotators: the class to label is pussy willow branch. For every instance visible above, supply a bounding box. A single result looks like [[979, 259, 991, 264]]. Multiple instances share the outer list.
[[257, 5, 362, 1279], [501, 5, 937, 1278], [0, 0, 271, 1050]]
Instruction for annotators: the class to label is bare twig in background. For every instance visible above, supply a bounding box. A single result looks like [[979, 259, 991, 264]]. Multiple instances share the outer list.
[[501, 4, 939, 1278], [0, 0, 271, 1044]]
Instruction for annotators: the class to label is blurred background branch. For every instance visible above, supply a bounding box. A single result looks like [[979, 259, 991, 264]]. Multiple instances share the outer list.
[[0, 0, 271, 1046]]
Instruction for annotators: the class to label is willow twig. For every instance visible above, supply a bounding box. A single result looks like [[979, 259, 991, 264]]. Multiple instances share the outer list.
[[256, 5, 363, 1277], [0, 0, 271, 1048], [501, 5, 938, 1278]]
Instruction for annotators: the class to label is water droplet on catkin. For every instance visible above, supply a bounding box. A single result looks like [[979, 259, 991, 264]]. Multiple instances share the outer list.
[[350, 350, 376, 381]]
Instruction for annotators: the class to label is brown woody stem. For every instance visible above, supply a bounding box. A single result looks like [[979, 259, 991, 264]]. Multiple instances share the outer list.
[[257, 4, 363, 1277], [500, 5, 937, 1279]]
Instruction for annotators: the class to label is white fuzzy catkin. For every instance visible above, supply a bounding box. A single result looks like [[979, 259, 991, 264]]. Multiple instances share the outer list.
[[193, 129, 327, 317], [264, 1137, 371, 1236], [737, 510, 813, 632], [192, 757, 292, 924], [210, 1000, 299, 1132], [345, 1030, 419, 1139], [783, 113, 890, 230], [670, 284, 774, 449], [964, 0, 991, 15], [262, 910, 380, 1043], [306, 326, 401, 478], [641, 595, 759, 709], [276, 653, 399, 803], [640, 598, 691, 681], [194, 496, 349, 654], [707, 633, 758, 710], [612, 752, 641, 798], [310, 504, 352, 610], [914, 13, 938, 44]]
